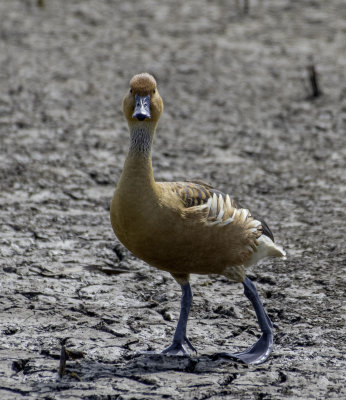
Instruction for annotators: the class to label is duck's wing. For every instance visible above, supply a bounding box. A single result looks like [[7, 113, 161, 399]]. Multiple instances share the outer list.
[[158, 180, 274, 241], [189, 179, 274, 241]]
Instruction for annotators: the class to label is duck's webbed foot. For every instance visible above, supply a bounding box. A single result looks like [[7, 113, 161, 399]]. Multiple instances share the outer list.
[[215, 276, 273, 365], [162, 336, 197, 355], [216, 331, 273, 365]]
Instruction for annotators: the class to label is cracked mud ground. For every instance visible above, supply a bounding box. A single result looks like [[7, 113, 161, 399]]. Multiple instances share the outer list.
[[0, 1, 345, 399]]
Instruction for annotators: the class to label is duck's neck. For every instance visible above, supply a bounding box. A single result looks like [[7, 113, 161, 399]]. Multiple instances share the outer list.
[[129, 123, 154, 157], [122, 122, 156, 188]]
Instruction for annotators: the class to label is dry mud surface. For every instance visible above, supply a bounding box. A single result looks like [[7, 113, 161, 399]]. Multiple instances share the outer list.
[[1, 1, 345, 399]]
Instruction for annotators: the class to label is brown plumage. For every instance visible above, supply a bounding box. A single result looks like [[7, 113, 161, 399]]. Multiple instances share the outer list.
[[110, 73, 286, 363]]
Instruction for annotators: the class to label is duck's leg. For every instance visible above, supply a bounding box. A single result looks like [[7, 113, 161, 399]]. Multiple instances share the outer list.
[[216, 276, 273, 365], [162, 281, 196, 355]]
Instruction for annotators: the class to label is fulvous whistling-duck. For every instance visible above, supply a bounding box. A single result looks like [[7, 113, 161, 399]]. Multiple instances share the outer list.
[[110, 73, 286, 364]]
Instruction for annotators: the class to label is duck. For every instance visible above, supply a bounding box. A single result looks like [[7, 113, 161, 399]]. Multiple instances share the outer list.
[[110, 73, 286, 365]]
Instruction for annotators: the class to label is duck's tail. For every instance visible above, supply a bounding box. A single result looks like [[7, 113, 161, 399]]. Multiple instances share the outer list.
[[245, 234, 286, 267]]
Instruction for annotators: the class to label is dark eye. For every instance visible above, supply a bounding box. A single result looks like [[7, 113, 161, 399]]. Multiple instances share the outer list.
[[153, 89, 156, 94], [130, 88, 132, 93]]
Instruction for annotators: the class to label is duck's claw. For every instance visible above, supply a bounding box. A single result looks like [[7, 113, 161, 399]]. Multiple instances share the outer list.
[[162, 336, 197, 355], [184, 335, 197, 354]]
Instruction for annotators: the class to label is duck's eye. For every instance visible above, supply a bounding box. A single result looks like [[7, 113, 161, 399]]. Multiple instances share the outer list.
[[130, 88, 132, 93], [153, 89, 156, 94]]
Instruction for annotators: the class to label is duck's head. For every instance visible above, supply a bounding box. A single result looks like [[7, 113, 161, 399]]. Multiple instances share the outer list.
[[123, 73, 163, 128]]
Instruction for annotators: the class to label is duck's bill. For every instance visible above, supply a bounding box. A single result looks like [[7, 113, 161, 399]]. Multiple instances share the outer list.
[[133, 94, 151, 120]]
